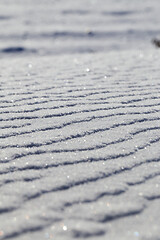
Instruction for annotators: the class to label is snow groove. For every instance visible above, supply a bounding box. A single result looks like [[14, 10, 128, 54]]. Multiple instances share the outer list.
[[1, 50, 160, 239]]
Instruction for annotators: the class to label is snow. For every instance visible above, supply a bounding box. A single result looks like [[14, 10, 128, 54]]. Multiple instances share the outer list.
[[1, 0, 160, 239]]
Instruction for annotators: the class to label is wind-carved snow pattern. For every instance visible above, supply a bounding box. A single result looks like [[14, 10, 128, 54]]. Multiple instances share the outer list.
[[0, 0, 160, 55], [0, 50, 160, 240]]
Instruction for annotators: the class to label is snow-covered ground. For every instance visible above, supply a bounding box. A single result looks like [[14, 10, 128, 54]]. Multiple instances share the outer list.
[[1, 1, 160, 240], [0, 0, 160, 54]]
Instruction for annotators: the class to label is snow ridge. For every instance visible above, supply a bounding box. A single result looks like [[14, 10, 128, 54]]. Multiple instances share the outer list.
[[1, 51, 160, 239]]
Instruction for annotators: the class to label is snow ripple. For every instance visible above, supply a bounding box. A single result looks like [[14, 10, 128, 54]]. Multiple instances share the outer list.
[[0, 51, 160, 239]]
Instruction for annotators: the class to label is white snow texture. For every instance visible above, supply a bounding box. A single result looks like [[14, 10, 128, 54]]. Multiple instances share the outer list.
[[0, 0, 160, 240]]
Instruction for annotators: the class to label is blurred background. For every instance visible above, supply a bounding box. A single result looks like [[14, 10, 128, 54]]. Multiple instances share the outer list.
[[0, 0, 160, 55]]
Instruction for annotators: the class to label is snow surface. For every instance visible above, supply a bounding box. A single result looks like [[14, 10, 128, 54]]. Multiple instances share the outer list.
[[0, 0, 160, 54], [1, 0, 160, 240]]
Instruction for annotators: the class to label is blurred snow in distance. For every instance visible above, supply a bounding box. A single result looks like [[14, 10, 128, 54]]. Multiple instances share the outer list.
[[0, 0, 160, 55]]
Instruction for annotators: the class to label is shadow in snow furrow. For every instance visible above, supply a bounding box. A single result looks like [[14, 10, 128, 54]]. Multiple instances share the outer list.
[[0, 100, 78, 109], [127, 171, 160, 186], [87, 95, 160, 104], [0, 115, 38, 122], [0, 94, 56, 105], [1, 97, 160, 118], [0, 207, 16, 214], [0, 86, 108, 99], [1, 225, 49, 240], [11, 137, 148, 154], [102, 10, 137, 16], [44, 93, 160, 104], [0, 216, 68, 240], [1, 132, 132, 151], [1, 134, 130, 150], [0, 123, 31, 130], [96, 208, 144, 223], [0, 129, 154, 162], [20, 172, 129, 205], [72, 229, 105, 238], [65, 89, 160, 99], [0, 175, 43, 188], [145, 195, 160, 201], [120, 83, 160, 88], [0, 96, 39, 104], [1, 142, 160, 177], [1, 156, 160, 219], [1, 46, 37, 54], [0, 86, 56, 97], [1, 87, 159, 106], [1, 120, 160, 164], [21, 180, 145, 226], [60, 171, 160, 212], [2, 121, 160, 152], [42, 135, 159, 156], [0, 103, 77, 114], [3, 91, 67, 98], [131, 126, 160, 135], [1, 96, 160, 117], [7, 155, 160, 207], [62, 189, 125, 211], [0, 95, 85, 108], [0, 89, 109, 104], [0, 85, 159, 106], [1, 109, 160, 141], [90, 101, 160, 109], [1, 104, 160, 124], [0, 15, 12, 20], [0, 92, 159, 112], [0, 107, 96, 122]]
